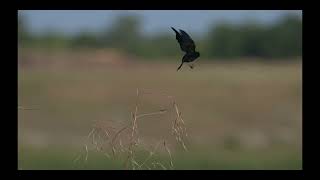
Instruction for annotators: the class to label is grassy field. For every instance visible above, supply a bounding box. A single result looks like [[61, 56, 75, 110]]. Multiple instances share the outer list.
[[18, 52, 302, 170]]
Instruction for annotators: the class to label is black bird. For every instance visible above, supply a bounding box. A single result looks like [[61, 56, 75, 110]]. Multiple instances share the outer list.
[[171, 27, 200, 71]]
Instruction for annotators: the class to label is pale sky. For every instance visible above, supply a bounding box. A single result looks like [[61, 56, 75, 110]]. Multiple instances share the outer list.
[[19, 10, 302, 37]]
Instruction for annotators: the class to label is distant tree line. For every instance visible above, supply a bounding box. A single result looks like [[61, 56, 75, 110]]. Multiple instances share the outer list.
[[18, 13, 302, 60]]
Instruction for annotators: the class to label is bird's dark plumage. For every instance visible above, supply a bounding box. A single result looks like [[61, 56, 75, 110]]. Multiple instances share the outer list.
[[171, 27, 200, 71]]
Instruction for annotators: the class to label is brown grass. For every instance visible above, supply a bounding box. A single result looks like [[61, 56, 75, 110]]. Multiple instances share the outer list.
[[73, 88, 188, 170], [18, 49, 302, 170]]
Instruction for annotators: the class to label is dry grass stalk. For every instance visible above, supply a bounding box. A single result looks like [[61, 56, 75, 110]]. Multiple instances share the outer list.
[[74, 88, 189, 170]]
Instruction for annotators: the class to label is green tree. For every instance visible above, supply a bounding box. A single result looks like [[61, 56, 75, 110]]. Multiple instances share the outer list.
[[32, 31, 70, 50], [206, 23, 242, 58], [144, 33, 179, 58], [100, 15, 144, 56], [205, 14, 302, 59], [18, 13, 31, 46], [70, 31, 101, 49], [262, 14, 302, 58]]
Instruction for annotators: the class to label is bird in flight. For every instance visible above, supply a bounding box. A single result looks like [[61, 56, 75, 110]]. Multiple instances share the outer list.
[[171, 27, 200, 71]]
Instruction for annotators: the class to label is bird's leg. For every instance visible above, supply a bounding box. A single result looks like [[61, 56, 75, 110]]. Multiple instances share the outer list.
[[189, 64, 194, 69], [177, 62, 184, 71]]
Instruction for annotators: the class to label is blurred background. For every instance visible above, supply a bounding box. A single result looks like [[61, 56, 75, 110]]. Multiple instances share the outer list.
[[18, 10, 302, 170]]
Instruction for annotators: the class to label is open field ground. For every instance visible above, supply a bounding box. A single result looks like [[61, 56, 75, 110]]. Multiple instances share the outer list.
[[18, 51, 302, 169]]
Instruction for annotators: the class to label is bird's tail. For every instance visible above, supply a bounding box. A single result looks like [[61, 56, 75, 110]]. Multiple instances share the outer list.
[[177, 61, 184, 71]]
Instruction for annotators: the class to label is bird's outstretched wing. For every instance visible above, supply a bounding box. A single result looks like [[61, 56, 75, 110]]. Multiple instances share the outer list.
[[171, 27, 196, 53]]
